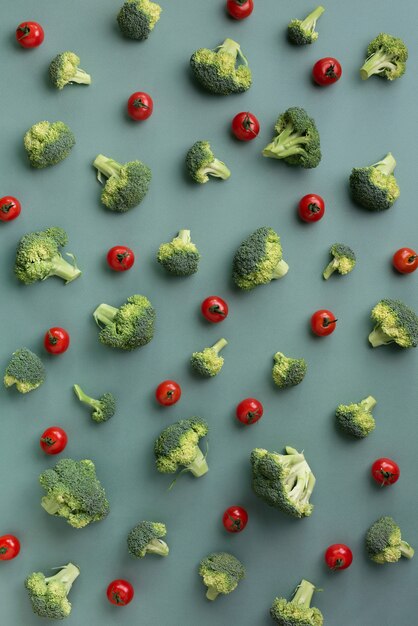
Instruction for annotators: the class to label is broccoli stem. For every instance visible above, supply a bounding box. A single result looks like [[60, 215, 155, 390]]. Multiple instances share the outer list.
[[146, 539, 169, 556], [323, 259, 338, 280], [73, 384, 99, 410], [201, 159, 231, 180], [360, 396, 377, 412], [301, 5, 325, 31], [211, 338, 228, 354], [187, 447, 209, 477], [291, 579, 316, 608], [50, 254, 81, 283], [41, 495, 63, 515], [206, 586, 219, 601], [368, 326, 393, 347], [178, 230, 191, 244], [71, 68, 91, 85], [93, 155, 121, 181], [93, 303, 119, 327], [271, 259, 289, 279], [360, 51, 396, 80], [400, 541, 415, 559], [45, 563, 80, 593], [373, 152, 396, 176]]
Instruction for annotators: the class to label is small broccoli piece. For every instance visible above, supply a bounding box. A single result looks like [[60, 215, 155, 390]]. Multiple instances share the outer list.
[[25, 563, 80, 620], [287, 6, 325, 45], [24, 121, 75, 168], [335, 396, 376, 438], [49, 51, 91, 90], [157, 230, 200, 276], [270, 579, 323, 626], [186, 141, 231, 184], [73, 384, 116, 423], [360, 33, 408, 81], [251, 446, 315, 518], [272, 352, 307, 389], [366, 516, 414, 564], [127, 521, 169, 558], [93, 154, 151, 212], [154, 417, 209, 477], [93, 294, 155, 351], [4, 348, 45, 394], [199, 552, 245, 601], [191, 338, 227, 377], [262, 107, 321, 169], [117, 0, 162, 40], [323, 243, 356, 279], [190, 38, 252, 95], [349, 152, 400, 212], [369, 299, 418, 348]]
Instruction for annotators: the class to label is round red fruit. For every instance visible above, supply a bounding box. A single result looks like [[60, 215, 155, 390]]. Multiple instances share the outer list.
[[232, 112, 260, 141], [311, 310, 337, 336], [298, 194, 325, 222], [313, 57, 342, 86], [201, 296, 229, 323], [0, 196, 21, 222], [226, 0, 254, 20], [223, 506, 249, 533], [107, 579, 134, 606], [16, 21, 44, 48], [156, 380, 182, 406], [40, 427, 68, 455], [127, 92, 153, 121], [0, 535, 21, 561], [325, 544, 353, 570], [44, 327, 70, 354], [236, 398, 263, 425], [393, 248, 418, 274], [107, 246, 135, 272], [371, 458, 400, 486]]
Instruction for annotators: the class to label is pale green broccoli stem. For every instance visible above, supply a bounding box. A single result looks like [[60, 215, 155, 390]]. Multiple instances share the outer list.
[[271, 259, 289, 279], [291, 579, 316, 608], [373, 152, 396, 175], [71, 68, 91, 85], [360, 50, 397, 80], [41, 494, 63, 515], [51, 254, 81, 283], [146, 539, 169, 556], [206, 586, 219, 601], [218, 38, 248, 66], [93, 303, 118, 327], [360, 396, 377, 412], [369, 326, 393, 347], [301, 472, 316, 503], [400, 541, 415, 559], [45, 563, 80, 592], [178, 230, 191, 244], [323, 258, 339, 280], [211, 338, 228, 354], [188, 447, 208, 477], [300, 6, 325, 32], [201, 160, 231, 180], [73, 384, 100, 411], [93, 154, 121, 181]]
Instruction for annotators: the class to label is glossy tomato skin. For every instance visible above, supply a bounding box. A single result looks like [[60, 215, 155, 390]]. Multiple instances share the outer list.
[[325, 544, 353, 570], [201, 296, 229, 323], [236, 398, 263, 425], [371, 458, 400, 486], [311, 310, 337, 336], [313, 58, 342, 86], [298, 194, 325, 222], [231, 112, 260, 141], [127, 92, 153, 121], [155, 380, 182, 406], [16, 22, 44, 48], [393, 248, 418, 274], [107, 580, 134, 606], [226, 0, 254, 19], [44, 327, 70, 355], [107, 246, 135, 272], [223, 506, 249, 533], [40, 427, 68, 455], [0, 196, 21, 222], [0, 535, 21, 561]]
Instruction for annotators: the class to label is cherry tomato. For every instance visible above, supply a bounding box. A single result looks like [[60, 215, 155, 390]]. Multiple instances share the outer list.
[[201, 296, 229, 323], [156, 380, 182, 406], [127, 92, 153, 121], [44, 327, 70, 355], [311, 309, 337, 336], [236, 398, 263, 425], [226, 0, 253, 19], [222, 506, 249, 533], [325, 544, 353, 570], [231, 112, 260, 141], [0, 196, 21, 222], [371, 458, 400, 486], [16, 22, 44, 48], [107, 579, 134, 606], [107, 246, 135, 272], [0, 535, 21, 561], [40, 427, 68, 455], [298, 194, 325, 223], [393, 248, 418, 274], [312, 57, 342, 86]]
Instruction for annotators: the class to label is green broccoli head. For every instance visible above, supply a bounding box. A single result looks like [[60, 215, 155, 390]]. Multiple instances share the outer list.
[[4, 348, 45, 394], [323, 243, 356, 279], [157, 230, 200, 276], [191, 338, 228, 377], [25, 563, 80, 620], [272, 352, 307, 389], [336, 396, 376, 438], [93, 154, 151, 212], [127, 521, 169, 558], [199, 552, 245, 601], [287, 6, 325, 45], [93, 294, 155, 351], [366, 516, 414, 564], [190, 38, 252, 95], [49, 51, 91, 90], [24, 121, 75, 168], [360, 33, 408, 81], [154, 417, 209, 477], [369, 299, 418, 348], [270, 579, 323, 626], [186, 141, 231, 183], [251, 446, 315, 518], [232, 227, 289, 290], [349, 152, 400, 211], [73, 384, 116, 423], [117, 0, 162, 40]]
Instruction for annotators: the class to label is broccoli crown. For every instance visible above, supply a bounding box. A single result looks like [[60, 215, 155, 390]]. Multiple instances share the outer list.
[[186, 141, 231, 183], [360, 33, 408, 81], [366, 516, 414, 564], [232, 227, 289, 290], [287, 6, 325, 45], [251, 446, 315, 518], [190, 38, 252, 95], [191, 338, 228, 377], [39, 458, 110, 528], [336, 396, 376, 438], [157, 230, 200, 276], [369, 299, 418, 348], [93, 154, 151, 212], [272, 352, 307, 389], [323, 243, 356, 279], [25, 563, 80, 620], [349, 152, 400, 211], [4, 347, 45, 394], [73, 384, 116, 423], [93, 294, 156, 351], [117, 0, 162, 40], [127, 521, 169, 558], [49, 51, 91, 89], [154, 416, 209, 477], [24, 121, 75, 168], [262, 107, 321, 169], [199, 552, 245, 601], [270, 579, 323, 626]]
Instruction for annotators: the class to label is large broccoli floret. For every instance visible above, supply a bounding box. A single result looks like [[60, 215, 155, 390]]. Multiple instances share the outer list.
[[154, 417, 209, 477], [25, 563, 80, 620], [4, 348, 45, 394], [157, 230, 200, 276], [24, 121, 75, 168], [191, 338, 228, 377], [190, 38, 252, 95], [323, 243, 356, 279], [336, 396, 376, 438], [117, 0, 162, 40], [366, 516, 414, 564], [73, 384, 116, 423], [93, 154, 151, 212], [349, 152, 400, 212], [93, 294, 155, 351], [262, 107, 321, 169], [199, 552, 245, 601], [270, 579, 323, 626], [369, 299, 418, 348], [287, 6, 325, 45], [49, 51, 91, 90], [186, 141, 231, 184], [360, 33, 408, 81], [127, 521, 169, 558], [251, 446, 315, 518], [272, 352, 307, 389]]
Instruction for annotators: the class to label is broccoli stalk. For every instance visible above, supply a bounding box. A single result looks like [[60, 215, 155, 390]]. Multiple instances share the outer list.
[[44, 563, 79, 591], [94, 155, 124, 182], [47, 254, 81, 283], [270, 579, 323, 625], [215, 38, 248, 65], [73, 384, 116, 423], [370, 152, 396, 179], [93, 303, 121, 326], [25, 563, 80, 620], [369, 326, 395, 347], [288, 6, 325, 45], [188, 447, 208, 477], [289, 580, 316, 611], [264, 123, 309, 159]]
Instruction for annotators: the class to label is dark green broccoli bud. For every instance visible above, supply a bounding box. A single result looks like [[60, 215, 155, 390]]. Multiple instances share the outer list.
[[369, 299, 418, 348], [366, 516, 414, 564], [190, 38, 252, 95], [117, 0, 162, 40], [14, 227, 81, 285], [127, 521, 169, 558], [336, 396, 376, 438], [272, 352, 307, 389], [323, 243, 356, 279], [24, 121, 75, 168], [73, 384, 116, 423], [25, 563, 80, 620], [349, 152, 400, 211], [186, 141, 231, 184], [191, 338, 227, 377], [39, 458, 109, 528], [360, 33, 408, 81], [199, 552, 245, 601], [287, 6, 325, 45], [232, 227, 289, 290], [157, 230, 200, 276], [93, 154, 151, 212], [4, 348, 45, 394], [251, 446, 315, 518], [49, 51, 91, 90], [93, 294, 155, 351], [154, 417, 209, 477], [270, 579, 323, 625]]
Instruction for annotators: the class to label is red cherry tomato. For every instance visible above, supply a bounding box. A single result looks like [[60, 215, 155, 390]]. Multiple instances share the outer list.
[[298, 194, 325, 223], [0, 196, 21, 222], [107, 580, 134, 606], [44, 327, 70, 355], [107, 246, 135, 272], [231, 112, 260, 141], [155, 380, 182, 406], [236, 398, 263, 425], [393, 248, 418, 274], [371, 458, 400, 486], [222, 506, 249, 533], [313, 58, 342, 86], [16, 22, 44, 48], [226, 0, 253, 19], [40, 427, 68, 455], [325, 544, 353, 570], [311, 310, 337, 336], [201, 296, 229, 323], [127, 92, 153, 121], [0, 535, 20, 561]]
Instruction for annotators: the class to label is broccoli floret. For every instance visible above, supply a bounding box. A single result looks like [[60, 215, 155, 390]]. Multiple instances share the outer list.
[[93, 294, 155, 351], [199, 552, 245, 601], [117, 0, 162, 40], [323, 243, 356, 280], [49, 51, 91, 90], [93, 154, 151, 212], [366, 516, 414, 564], [272, 352, 307, 389], [24, 121, 75, 168], [232, 227, 289, 291], [25, 563, 80, 620], [369, 299, 418, 348], [287, 6, 325, 45], [127, 521, 169, 558], [270, 579, 323, 626], [14, 227, 81, 285], [336, 396, 377, 438], [191, 338, 228, 377], [4, 348, 45, 394], [157, 230, 200, 276], [73, 384, 116, 423], [154, 417, 209, 477], [251, 446, 315, 518], [190, 38, 252, 95], [262, 107, 321, 169], [186, 141, 231, 184], [39, 458, 109, 528], [349, 152, 400, 212], [360, 33, 408, 81]]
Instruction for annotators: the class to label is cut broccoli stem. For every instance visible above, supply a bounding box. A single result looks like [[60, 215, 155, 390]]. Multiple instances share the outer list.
[[187, 447, 209, 477], [201, 160, 231, 180], [373, 152, 396, 176], [211, 338, 228, 354], [301, 5, 325, 31], [323, 259, 338, 280], [50, 255, 81, 283], [41, 494, 63, 515], [73, 385, 100, 411], [206, 586, 219, 601], [360, 51, 396, 80], [178, 229, 191, 244], [361, 396, 377, 411], [368, 327, 393, 347], [271, 259, 289, 279], [292, 579, 316, 607], [400, 541, 415, 559], [93, 154, 122, 181], [71, 68, 91, 85], [146, 539, 169, 556], [45, 563, 80, 591], [93, 303, 119, 327]]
